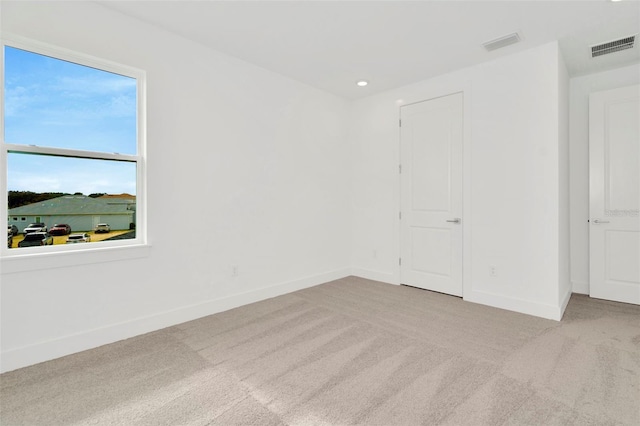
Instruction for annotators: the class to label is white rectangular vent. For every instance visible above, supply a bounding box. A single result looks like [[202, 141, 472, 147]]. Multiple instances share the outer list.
[[482, 32, 521, 52], [591, 35, 636, 58]]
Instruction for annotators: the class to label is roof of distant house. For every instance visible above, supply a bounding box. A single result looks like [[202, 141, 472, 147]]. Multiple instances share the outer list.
[[100, 193, 136, 200], [8, 195, 135, 216]]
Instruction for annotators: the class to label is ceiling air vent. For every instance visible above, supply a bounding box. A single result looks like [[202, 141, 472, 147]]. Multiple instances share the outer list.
[[591, 35, 636, 58], [482, 32, 521, 52]]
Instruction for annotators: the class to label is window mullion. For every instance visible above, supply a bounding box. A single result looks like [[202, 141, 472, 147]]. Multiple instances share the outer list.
[[4, 144, 138, 163]]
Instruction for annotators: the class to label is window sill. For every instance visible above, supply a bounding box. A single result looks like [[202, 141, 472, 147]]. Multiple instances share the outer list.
[[1, 243, 151, 274]]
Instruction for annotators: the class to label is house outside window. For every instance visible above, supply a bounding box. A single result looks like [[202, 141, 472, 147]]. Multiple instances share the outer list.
[[2, 37, 146, 253]]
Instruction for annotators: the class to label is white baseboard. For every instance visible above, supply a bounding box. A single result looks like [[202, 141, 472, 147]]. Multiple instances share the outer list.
[[464, 289, 565, 321], [571, 280, 589, 295], [0, 268, 351, 373], [350, 268, 398, 285], [559, 286, 572, 320], [352, 269, 569, 321]]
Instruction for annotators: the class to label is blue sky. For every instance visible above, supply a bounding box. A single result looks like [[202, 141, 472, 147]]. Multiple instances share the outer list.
[[4, 46, 137, 194]]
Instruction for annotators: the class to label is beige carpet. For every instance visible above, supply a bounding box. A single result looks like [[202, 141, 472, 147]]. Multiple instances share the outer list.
[[1, 276, 639, 425]]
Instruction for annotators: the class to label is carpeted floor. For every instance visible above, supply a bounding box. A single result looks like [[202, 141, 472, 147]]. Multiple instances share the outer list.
[[1, 276, 639, 425]]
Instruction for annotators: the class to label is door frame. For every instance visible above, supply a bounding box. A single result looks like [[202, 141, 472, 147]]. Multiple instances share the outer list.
[[397, 86, 472, 299]]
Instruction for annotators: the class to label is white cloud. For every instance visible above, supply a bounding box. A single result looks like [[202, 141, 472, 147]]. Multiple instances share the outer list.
[[10, 175, 62, 193], [4, 84, 43, 117], [8, 156, 137, 195], [56, 75, 136, 96]]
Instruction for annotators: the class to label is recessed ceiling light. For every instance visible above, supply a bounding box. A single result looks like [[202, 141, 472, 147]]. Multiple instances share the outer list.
[[356, 80, 369, 87]]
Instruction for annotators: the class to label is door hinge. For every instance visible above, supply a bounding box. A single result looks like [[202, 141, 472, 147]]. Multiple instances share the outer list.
[[399, 119, 402, 127], [399, 164, 402, 174], [399, 211, 402, 220], [399, 257, 402, 266]]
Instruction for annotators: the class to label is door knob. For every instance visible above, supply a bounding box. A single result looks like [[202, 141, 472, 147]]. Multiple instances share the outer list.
[[592, 219, 610, 224], [446, 218, 461, 224]]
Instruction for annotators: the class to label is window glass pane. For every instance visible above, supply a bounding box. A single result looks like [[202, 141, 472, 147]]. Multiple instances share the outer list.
[[4, 46, 137, 154], [7, 153, 136, 249]]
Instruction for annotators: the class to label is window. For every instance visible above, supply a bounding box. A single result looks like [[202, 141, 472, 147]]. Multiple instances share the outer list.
[[2, 38, 145, 254]]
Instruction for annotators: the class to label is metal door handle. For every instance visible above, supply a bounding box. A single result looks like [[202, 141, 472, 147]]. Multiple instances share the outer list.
[[592, 219, 610, 224], [446, 218, 461, 224]]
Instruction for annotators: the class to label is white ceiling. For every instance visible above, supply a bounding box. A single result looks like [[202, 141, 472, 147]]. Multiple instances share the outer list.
[[99, 0, 640, 99]]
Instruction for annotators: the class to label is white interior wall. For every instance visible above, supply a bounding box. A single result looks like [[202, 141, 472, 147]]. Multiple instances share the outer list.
[[0, 2, 352, 373], [350, 42, 569, 320], [568, 63, 640, 294]]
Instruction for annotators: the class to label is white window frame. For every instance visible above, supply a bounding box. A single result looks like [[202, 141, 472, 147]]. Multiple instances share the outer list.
[[0, 35, 148, 271]]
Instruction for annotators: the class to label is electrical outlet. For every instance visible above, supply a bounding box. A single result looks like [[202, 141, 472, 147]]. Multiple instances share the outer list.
[[489, 265, 498, 277]]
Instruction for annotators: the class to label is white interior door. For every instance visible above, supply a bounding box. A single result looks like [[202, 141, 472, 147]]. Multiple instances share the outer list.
[[589, 85, 640, 305], [400, 92, 463, 296]]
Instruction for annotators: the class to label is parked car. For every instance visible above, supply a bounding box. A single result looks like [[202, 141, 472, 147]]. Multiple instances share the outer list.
[[7, 224, 18, 236], [66, 233, 91, 243], [49, 224, 72, 235], [23, 223, 47, 234], [17, 232, 53, 247], [7, 234, 13, 249], [94, 223, 111, 233]]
